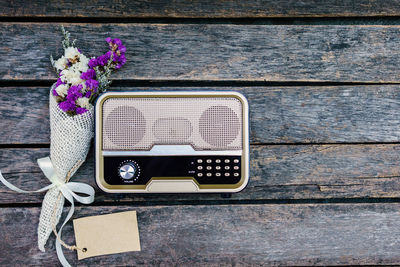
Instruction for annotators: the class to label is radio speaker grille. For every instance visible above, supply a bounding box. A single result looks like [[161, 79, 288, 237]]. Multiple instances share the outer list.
[[102, 97, 243, 151]]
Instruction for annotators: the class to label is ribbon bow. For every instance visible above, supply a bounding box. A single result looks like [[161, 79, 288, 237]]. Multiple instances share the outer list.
[[0, 157, 95, 267]]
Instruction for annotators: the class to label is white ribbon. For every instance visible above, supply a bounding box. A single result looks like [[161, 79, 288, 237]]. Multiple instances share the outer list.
[[0, 156, 95, 267]]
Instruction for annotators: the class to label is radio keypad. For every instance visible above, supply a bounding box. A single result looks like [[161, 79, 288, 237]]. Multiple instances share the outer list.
[[194, 156, 241, 182]]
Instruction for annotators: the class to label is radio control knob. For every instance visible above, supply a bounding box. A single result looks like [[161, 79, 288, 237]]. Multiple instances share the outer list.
[[119, 162, 137, 180]]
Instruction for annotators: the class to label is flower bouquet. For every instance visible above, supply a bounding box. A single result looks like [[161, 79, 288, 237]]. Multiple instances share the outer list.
[[0, 26, 126, 264], [41, 28, 126, 250]]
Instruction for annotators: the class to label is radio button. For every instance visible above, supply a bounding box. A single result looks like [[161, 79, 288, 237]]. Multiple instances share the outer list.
[[224, 173, 230, 177], [206, 159, 212, 163], [216, 173, 221, 177], [215, 159, 221, 163], [225, 166, 230, 170], [225, 159, 230, 163], [206, 166, 212, 170], [234, 173, 239, 177], [197, 159, 203, 163], [233, 166, 239, 170], [197, 166, 203, 170], [234, 159, 239, 163], [119, 163, 137, 180], [197, 173, 203, 177], [215, 166, 221, 170], [206, 173, 212, 177]]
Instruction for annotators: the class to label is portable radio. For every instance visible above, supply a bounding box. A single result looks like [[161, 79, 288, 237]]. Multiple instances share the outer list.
[[95, 91, 249, 193]]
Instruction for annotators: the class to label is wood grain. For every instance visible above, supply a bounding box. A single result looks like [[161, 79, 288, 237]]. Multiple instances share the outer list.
[[2, 85, 400, 145], [2, 203, 400, 266], [2, 23, 400, 82], [1, 144, 400, 204], [1, 0, 400, 18]]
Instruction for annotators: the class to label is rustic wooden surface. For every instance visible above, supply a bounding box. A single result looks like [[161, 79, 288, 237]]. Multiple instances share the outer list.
[[2, 204, 400, 266], [1, 144, 400, 204], [1, 1, 400, 266], [3, 24, 400, 82], [2, 0, 400, 18], [2, 85, 400, 144]]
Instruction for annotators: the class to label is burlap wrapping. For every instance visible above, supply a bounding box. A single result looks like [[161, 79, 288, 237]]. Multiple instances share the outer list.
[[38, 84, 94, 252]]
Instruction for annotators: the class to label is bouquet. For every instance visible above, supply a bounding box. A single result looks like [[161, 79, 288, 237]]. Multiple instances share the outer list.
[[40, 28, 126, 250], [0, 26, 126, 264]]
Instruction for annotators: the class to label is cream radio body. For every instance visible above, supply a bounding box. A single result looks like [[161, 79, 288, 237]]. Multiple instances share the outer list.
[[95, 91, 249, 193]]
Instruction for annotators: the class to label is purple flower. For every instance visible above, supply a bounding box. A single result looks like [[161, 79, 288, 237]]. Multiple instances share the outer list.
[[66, 84, 83, 102], [118, 44, 126, 53], [88, 58, 98, 68], [85, 79, 99, 90], [113, 52, 120, 61], [58, 101, 75, 112], [76, 107, 88, 114], [52, 88, 58, 96], [113, 38, 122, 47], [55, 78, 64, 87], [105, 37, 112, 43], [69, 84, 83, 94], [66, 93, 80, 102], [120, 54, 126, 65], [111, 51, 126, 69], [96, 51, 112, 66], [80, 69, 96, 80], [97, 55, 106, 66], [85, 91, 93, 98]]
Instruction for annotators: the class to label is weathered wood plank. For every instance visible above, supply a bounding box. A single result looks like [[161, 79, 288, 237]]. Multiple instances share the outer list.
[[1, 144, 400, 204], [2, 23, 400, 82], [1, 0, 400, 18], [2, 85, 400, 145], [2, 203, 400, 265]]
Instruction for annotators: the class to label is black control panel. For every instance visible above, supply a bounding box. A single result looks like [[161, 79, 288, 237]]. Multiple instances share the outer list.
[[103, 156, 242, 185]]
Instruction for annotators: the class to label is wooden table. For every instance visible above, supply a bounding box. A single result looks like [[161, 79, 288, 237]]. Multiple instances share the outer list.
[[2, 1, 400, 265]]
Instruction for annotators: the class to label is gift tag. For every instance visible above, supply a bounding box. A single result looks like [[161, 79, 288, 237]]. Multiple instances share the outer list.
[[73, 211, 141, 260]]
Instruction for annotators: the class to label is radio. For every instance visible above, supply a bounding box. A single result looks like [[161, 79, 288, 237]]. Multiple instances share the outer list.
[[95, 91, 249, 193]]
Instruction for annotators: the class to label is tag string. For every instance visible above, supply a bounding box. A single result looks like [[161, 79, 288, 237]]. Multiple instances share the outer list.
[[0, 157, 95, 267], [51, 160, 85, 253]]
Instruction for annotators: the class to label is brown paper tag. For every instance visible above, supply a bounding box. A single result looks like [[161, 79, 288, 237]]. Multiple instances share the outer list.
[[73, 211, 141, 260]]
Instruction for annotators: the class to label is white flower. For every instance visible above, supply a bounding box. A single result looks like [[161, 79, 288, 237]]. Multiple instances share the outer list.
[[60, 75, 67, 83], [55, 84, 69, 97], [70, 76, 84, 85], [76, 97, 91, 109], [76, 60, 89, 72], [60, 68, 82, 85], [64, 47, 80, 60], [54, 56, 67, 71], [77, 54, 89, 71]]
